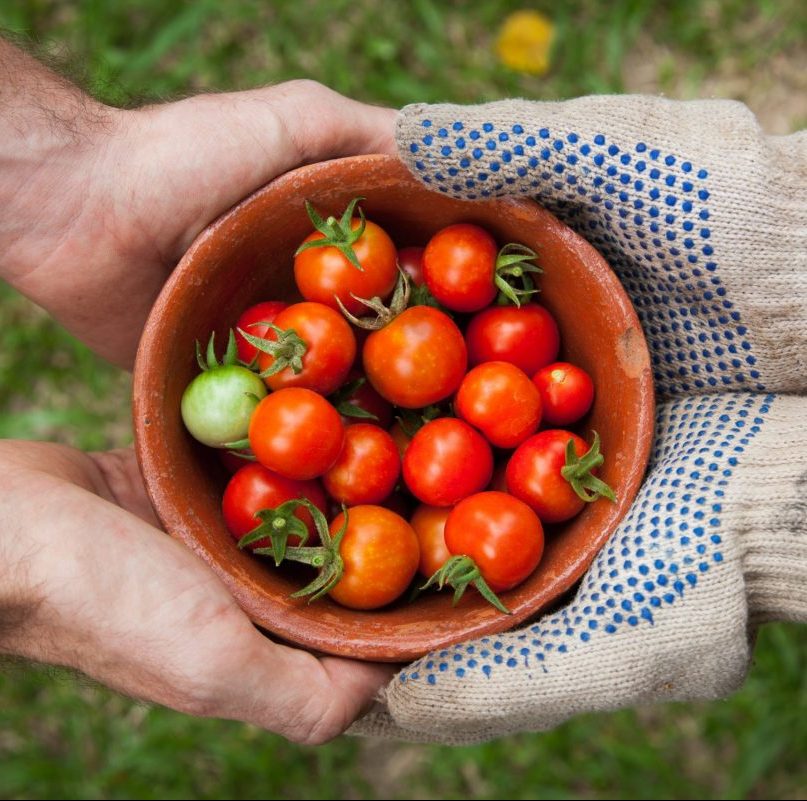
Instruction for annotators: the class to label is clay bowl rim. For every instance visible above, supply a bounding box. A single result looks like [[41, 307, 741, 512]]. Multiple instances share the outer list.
[[133, 153, 655, 663]]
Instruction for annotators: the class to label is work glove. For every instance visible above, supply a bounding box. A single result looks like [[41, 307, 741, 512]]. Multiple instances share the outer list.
[[353, 95, 807, 744]]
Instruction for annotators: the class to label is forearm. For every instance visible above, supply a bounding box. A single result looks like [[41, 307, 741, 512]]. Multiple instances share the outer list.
[[0, 38, 121, 287]]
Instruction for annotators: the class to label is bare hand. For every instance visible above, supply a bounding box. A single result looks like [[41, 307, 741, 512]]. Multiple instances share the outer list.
[[0, 441, 394, 743]]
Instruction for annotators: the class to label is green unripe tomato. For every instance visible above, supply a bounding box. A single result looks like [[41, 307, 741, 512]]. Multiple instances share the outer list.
[[181, 365, 267, 447]]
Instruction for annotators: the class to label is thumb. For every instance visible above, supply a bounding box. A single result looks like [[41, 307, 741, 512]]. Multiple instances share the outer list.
[[258, 79, 398, 166]]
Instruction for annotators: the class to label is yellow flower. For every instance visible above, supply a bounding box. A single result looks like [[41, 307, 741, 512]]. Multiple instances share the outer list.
[[495, 10, 555, 75]]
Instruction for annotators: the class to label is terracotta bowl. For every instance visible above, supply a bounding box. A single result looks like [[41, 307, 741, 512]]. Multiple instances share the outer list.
[[133, 154, 654, 663]]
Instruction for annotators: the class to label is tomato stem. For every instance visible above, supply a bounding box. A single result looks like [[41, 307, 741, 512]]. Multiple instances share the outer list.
[[238, 323, 308, 378], [335, 269, 411, 330], [236, 499, 311, 566], [195, 329, 240, 371], [494, 243, 542, 307], [560, 431, 617, 503], [422, 555, 511, 614], [249, 499, 349, 602], [294, 197, 367, 271]]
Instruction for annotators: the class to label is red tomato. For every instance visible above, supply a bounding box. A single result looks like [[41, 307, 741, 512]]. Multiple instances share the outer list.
[[221, 462, 327, 548], [249, 388, 344, 480], [397, 246, 425, 286], [445, 491, 544, 592], [323, 423, 400, 506], [466, 304, 560, 375], [506, 430, 590, 523], [256, 302, 355, 396], [327, 506, 420, 610], [410, 504, 452, 579], [455, 361, 542, 449], [234, 301, 287, 365], [363, 306, 467, 408], [294, 217, 398, 316], [533, 362, 595, 426], [422, 223, 498, 312], [403, 418, 493, 506]]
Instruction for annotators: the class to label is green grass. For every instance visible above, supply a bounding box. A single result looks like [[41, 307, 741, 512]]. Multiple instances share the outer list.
[[1, 1, 806, 799], [1, 623, 805, 800], [3, 0, 806, 108]]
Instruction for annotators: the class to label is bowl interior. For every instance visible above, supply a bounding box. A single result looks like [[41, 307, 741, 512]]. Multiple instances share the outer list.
[[133, 154, 654, 662]]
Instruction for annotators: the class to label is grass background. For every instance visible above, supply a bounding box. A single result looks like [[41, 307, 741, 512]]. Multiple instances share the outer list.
[[1, 1, 806, 798]]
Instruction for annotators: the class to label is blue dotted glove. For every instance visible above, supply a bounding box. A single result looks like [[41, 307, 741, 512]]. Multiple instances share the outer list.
[[353, 96, 807, 744]]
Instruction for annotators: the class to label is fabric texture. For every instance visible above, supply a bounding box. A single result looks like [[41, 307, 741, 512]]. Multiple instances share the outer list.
[[350, 96, 807, 744]]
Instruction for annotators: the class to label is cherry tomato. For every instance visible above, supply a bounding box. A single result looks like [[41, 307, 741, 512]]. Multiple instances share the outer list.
[[181, 365, 266, 448], [234, 301, 286, 365], [397, 246, 425, 286], [294, 216, 397, 316], [466, 303, 560, 375], [422, 223, 498, 312], [445, 491, 544, 592], [363, 306, 467, 408], [256, 302, 355, 396], [506, 430, 590, 523], [249, 388, 344, 480], [533, 362, 595, 426], [327, 506, 420, 610], [455, 361, 542, 449], [403, 418, 493, 506], [322, 423, 400, 506], [221, 463, 327, 548], [410, 504, 452, 579]]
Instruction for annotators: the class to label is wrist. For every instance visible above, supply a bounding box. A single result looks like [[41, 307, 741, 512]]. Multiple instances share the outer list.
[[727, 395, 807, 624]]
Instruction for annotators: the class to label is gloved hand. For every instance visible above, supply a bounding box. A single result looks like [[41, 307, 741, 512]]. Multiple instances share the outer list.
[[352, 96, 807, 744]]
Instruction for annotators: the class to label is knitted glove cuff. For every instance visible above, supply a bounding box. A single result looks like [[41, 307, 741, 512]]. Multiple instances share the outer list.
[[733, 397, 807, 624]]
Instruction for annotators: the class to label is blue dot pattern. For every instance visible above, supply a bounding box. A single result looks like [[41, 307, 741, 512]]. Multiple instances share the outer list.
[[398, 392, 773, 686], [406, 120, 764, 398]]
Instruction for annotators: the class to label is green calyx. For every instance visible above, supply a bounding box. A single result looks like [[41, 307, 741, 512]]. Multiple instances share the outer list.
[[408, 282, 443, 309], [560, 431, 617, 503], [396, 403, 450, 437], [195, 329, 239, 371], [248, 499, 348, 603], [224, 448, 257, 462], [494, 243, 542, 307], [330, 377, 378, 421], [236, 499, 311, 566], [336, 269, 410, 330], [421, 554, 511, 615], [295, 196, 367, 271], [237, 323, 307, 379]]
